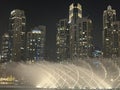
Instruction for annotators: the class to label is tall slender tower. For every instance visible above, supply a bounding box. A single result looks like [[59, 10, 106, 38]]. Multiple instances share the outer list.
[[78, 18, 93, 58], [69, 3, 82, 59], [69, 3, 93, 59], [103, 5, 117, 58], [112, 21, 120, 58], [56, 19, 69, 61], [9, 9, 26, 61]]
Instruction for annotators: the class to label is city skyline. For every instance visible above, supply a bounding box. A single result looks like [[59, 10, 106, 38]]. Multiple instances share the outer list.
[[0, 1, 120, 89], [0, 0, 120, 59]]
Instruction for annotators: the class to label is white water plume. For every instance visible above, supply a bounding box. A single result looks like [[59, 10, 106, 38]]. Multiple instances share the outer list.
[[2, 58, 120, 89]]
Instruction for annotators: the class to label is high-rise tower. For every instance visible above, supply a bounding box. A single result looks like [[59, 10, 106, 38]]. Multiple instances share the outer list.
[[69, 3, 93, 59], [69, 3, 82, 59], [112, 21, 120, 58], [56, 19, 69, 61], [103, 5, 118, 58], [9, 9, 26, 61], [26, 25, 46, 62]]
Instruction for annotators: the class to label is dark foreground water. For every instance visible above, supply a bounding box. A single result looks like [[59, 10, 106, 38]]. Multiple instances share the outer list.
[[0, 85, 119, 90], [0, 88, 119, 90], [0, 88, 117, 90]]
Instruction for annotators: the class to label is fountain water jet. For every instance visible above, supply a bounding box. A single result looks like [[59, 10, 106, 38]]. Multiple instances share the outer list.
[[1, 58, 120, 89]]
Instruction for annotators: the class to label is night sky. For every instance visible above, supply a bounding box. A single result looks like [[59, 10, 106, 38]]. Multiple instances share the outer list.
[[0, 0, 120, 59]]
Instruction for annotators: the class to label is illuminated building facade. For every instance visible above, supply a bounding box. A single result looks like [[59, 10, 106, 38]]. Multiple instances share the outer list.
[[78, 18, 93, 58], [26, 25, 46, 62], [69, 3, 82, 59], [69, 17, 93, 59], [1, 33, 10, 62], [56, 3, 93, 60], [69, 3, 93, 59], [56, 19, 69, 60], [103, 5, 120, 58], [112, 21, 120, 57], [9, 9, 26, 61]]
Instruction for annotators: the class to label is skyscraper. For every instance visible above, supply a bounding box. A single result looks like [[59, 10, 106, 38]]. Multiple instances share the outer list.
[[78, 18, 93, 58], [103, 5, 120, 58], [9, 9, 26, 61], [56, 19, 69, 61], [69, 3, 82, 59], [26, 25, 46, 62], [69, 3, 93, 59], [112, 21, 120, 57], [56, 3, 93, 60], [1, 33, 10, 63]]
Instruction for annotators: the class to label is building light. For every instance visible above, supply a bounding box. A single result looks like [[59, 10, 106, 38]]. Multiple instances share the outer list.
[[11, 10, 16, 15], [83, 32, 85, 34], [78, 13, 82, 18], [20, 47, 24, 49], [89, 20, 92, 23], [32, 30, 41, 34], [57, 41, 60, 45], [33, 39, 35, 41], [113, 30, 116, 32], [106, 38, 109, 41], [68, 20, 71, 24], [69, 3, 74, 11], [33, 49, 35, 51], [22, 23, 25, 25], [59, 28, 63, 30]]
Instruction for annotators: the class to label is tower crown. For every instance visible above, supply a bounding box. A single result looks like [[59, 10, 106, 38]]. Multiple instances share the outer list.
[[11, 9, 25, 17], [69, 3, 82, 23]]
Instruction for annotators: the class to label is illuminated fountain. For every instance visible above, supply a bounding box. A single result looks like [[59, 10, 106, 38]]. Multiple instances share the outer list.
[[1, 58, 120, 89]]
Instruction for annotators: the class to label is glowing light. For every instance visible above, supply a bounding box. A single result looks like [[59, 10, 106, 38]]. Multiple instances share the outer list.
[[36, 85, 41, 88], [106, 38, 109, 41], [32, 30, 41, 34], [11, 10, 15, 15]]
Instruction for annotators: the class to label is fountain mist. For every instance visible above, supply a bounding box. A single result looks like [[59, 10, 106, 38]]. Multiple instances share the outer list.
[[2, 58, 120, 89]]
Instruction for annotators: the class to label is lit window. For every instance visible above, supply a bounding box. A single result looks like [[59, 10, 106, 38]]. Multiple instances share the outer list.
[[20, 47, 24, 49], [106, 38, 109, 41], [83, 32, 85, 34]]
